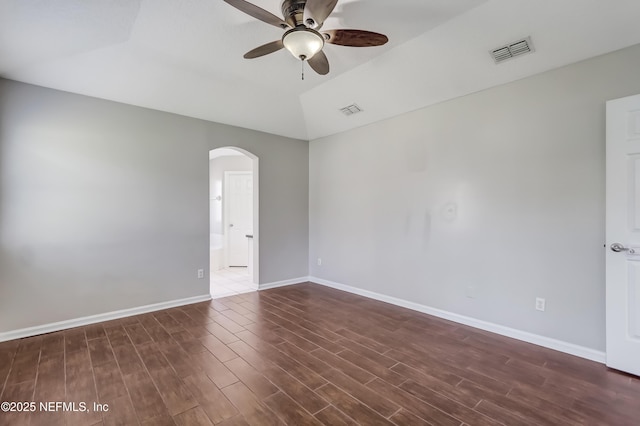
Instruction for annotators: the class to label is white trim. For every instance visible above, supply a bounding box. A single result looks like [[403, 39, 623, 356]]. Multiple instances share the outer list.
[[251, 156, 259, 286], [309, 277, 606, 364], [0, 294, 212, 343], [11, 275, 604, 362], [259, 277, 309, 291], [209, 146, 259, 286]]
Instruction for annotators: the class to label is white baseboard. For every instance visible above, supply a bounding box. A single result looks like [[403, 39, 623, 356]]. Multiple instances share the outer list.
[[0, 294, 212, 343], [259, 277, 310, 291], [308, 276, 606, 364], [4, 276, 605, 363]]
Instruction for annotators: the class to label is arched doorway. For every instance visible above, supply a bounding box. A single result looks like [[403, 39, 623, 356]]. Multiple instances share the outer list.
[[209, 147, 259, 297]]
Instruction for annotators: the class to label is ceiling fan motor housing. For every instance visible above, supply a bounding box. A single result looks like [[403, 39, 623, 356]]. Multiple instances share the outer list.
[[281, 0, 308, 27]]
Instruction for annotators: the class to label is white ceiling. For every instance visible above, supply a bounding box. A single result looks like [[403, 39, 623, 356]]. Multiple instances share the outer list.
[[2, 0, 640, 141]]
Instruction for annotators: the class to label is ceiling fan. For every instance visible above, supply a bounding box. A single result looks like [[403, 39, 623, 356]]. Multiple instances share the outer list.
[[223, 0, 388, 77]]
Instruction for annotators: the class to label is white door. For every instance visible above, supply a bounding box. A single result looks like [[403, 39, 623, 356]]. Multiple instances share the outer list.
[[225, 172, 253, 267], [606, 93, 640, 376]]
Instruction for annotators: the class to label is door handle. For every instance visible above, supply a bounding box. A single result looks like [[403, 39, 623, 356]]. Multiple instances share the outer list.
[[611, 243, 635, 254]]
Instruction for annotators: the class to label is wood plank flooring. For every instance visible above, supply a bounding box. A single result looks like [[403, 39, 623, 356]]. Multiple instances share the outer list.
[[1, 282, 639, 425]]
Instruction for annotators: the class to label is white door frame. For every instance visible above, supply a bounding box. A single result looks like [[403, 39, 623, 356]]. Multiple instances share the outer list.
[[210, 147, 259, 286]]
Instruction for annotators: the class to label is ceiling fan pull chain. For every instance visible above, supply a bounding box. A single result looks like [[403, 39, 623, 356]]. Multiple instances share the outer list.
[[301, 59, 305, 80]]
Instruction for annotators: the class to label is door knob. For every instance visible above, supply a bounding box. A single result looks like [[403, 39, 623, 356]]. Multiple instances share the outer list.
[[611, 243, 635, 254], [229, 223, 234, 228]]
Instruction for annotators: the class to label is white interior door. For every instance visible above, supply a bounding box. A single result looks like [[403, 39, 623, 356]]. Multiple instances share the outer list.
[[225, 171, 253, 267], [606, 93, 640, 376]]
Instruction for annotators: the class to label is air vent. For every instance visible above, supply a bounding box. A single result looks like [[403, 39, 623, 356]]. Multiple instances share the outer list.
[[340, 104, 363, 116], [491, 37, 534, 64]]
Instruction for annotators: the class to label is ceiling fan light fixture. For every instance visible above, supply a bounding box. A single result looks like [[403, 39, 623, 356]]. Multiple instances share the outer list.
[[224, 0, 388, 76], [282, 27, 324, 61]]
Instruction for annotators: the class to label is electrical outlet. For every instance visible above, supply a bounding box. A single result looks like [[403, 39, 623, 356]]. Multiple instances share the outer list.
[[535, 297, 546, 311], [197, 269, 205, 279]]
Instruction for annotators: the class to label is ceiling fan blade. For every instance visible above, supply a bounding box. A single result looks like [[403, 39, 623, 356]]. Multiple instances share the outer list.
[[323, 29, 388, 47], [243, 40, 284, 59], [223, 0, 288, 29], [308, 50, 329, 75], [303, 0, 338, 28]]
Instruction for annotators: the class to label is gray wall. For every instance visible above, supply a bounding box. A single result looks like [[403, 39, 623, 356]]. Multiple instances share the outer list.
[[0, 79, 309, 333], [309, 44, 640, 351]]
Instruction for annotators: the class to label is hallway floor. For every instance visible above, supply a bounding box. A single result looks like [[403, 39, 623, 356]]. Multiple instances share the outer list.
[[210, 267, 257, 298]]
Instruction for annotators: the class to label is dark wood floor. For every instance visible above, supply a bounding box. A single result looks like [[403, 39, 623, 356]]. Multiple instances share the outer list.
[[1, 283, 639, 426]]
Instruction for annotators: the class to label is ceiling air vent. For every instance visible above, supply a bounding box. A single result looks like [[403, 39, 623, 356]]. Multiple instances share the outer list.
[[340, 104, 363, 116], [491, 37, 534, 64]]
